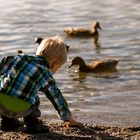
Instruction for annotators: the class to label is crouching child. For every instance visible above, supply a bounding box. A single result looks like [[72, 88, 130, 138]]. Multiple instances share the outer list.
[[0, 36, 83, 133]]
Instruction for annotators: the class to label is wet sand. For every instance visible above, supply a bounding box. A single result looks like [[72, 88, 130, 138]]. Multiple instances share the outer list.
[[0, 119, 140, 140]]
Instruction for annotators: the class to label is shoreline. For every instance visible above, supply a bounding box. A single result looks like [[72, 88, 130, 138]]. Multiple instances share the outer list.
[[0, 120, 140, 140]]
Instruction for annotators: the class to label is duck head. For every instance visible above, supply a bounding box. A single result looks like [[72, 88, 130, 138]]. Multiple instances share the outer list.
[[69, 56, 86, 68], [16, 50, 23, 54], [34, 37, 43, 44], [92, 21, 102, 30]]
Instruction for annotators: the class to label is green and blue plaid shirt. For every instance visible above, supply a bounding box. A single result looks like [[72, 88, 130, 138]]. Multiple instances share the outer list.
[[0, 54, 71, 121]]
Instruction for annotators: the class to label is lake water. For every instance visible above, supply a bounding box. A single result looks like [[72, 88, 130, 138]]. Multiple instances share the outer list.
[[0, 0, 140, 127]]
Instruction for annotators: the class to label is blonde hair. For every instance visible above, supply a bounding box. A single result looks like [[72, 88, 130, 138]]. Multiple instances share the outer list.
[[36, 36, 67, 67]]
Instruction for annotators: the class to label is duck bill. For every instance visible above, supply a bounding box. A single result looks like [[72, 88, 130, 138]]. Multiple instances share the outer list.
[[69, 64, 73, 68]]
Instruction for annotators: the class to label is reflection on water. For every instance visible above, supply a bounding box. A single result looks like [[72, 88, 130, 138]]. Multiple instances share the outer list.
[[0, 0, 140, 127]]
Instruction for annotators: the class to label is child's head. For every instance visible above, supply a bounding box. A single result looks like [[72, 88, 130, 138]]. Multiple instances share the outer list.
[[36, 36, 67, 73]]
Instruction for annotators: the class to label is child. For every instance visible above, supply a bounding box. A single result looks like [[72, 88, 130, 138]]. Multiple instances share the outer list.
[[0, 36, 83, 133]]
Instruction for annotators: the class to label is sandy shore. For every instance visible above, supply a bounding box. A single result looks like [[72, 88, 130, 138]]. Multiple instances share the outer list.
[[0, 120, 140, 140]]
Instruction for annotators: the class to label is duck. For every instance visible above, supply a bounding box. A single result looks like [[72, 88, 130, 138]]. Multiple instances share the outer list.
[[34, 37, 70, 51], [64, 21, 102, 38], [69, 56, 119, 73]]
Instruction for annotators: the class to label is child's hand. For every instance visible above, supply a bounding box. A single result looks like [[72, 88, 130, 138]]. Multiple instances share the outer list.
[[64, 117, 83, 127]]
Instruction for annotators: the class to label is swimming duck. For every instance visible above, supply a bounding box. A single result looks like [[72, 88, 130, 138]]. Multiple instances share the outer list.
[[69, 56, 119, 73], [34, 37, 70, 51], [64, 21, 102, 37]]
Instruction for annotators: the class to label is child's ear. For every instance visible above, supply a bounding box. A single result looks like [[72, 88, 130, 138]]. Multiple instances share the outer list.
[[51, 60, 59, 68]]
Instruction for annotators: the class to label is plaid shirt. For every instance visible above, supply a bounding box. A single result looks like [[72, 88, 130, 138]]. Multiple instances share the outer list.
[[0, 54, 71, 121]]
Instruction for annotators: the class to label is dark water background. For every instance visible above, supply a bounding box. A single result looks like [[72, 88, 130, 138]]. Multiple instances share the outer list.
[[0, 0, 140, 127]]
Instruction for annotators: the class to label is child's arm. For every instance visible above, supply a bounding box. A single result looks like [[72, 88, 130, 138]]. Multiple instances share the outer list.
[[45, 84, 72, 121], [42, 75, 83, 126], [46, 87, 83, 127]]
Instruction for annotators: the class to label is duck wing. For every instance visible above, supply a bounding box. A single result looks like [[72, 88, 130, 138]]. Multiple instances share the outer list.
[[89, 59, 119, 72], [64, 28, 91, 36]]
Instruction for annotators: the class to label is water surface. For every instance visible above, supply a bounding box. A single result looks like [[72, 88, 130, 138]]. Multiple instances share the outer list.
[[0, 0, 140, 127]]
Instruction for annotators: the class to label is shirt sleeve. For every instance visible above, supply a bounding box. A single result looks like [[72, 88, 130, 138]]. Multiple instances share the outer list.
[[0, 56, 14, 76], [41, 71, 72, 121]]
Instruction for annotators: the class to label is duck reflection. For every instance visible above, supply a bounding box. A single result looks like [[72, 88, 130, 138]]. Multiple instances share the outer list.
[[93, 36, 101, 48], [70, 70, 119, 82]]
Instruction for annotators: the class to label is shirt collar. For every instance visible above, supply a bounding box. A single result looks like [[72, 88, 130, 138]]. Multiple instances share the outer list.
[[36, 55, 50, 68]]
